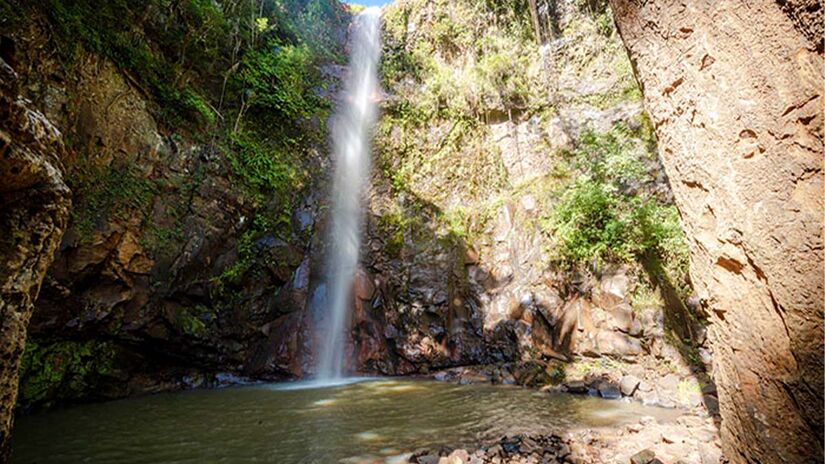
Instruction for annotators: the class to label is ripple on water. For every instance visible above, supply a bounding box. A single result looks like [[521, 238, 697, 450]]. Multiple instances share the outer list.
[[12, 378, 682, 464]]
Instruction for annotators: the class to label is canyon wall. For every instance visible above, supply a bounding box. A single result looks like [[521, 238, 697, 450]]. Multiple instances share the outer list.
[[0, 58, 71, 461], [609, 1, 824, 462]]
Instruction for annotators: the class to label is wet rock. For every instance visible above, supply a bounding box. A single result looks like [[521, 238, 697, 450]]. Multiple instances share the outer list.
[[597, 382, 622, 400], [563, 380, 588, 394], [354, 267, 376, 300], [412, 454, 440, 464]]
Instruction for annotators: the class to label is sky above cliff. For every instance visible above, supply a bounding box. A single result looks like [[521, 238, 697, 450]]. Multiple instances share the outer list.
[[349, 1, 392, 6]]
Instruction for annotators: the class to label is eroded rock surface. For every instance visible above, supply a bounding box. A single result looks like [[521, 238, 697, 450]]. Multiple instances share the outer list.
[[0, 58, 70, 460], [609, 1, 824, 462]]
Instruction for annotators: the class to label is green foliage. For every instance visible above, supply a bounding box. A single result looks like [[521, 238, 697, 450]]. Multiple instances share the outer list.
[[440, 205, 470, 241], [347, 4, 366, 15], [226, 131, 303, 209], [213, 213, 287, 294], [553, 179, 630, 262], [549, 124, 689, 271], [41, 0, 225, 128], [169, 304, 214, 338], [21, 0, 347, 130], [17, 339, 118, 410], [238, 41, 321, 121], [381, 0, 544, 119]]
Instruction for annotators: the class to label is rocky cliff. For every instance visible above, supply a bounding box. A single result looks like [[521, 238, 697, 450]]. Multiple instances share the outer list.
[[0, 58, 71, 461], [1, 0, 350, 411], [1, 0, 821, 462], [609, 0, 823, 462], [0, 0, 708, 416]]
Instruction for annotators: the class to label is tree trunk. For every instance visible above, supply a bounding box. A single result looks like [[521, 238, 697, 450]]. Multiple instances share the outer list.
[[609, 1, 823, 463], [527, 0, 542, 44], [0, 58, 71, 461]]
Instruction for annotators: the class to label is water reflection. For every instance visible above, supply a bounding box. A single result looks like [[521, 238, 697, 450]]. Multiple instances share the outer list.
[[13, 379, 680, 463]]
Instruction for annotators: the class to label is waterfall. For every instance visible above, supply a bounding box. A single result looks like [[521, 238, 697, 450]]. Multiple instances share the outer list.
[[316, 8, 382, 382]]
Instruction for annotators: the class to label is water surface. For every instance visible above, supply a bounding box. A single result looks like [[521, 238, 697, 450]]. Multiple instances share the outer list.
[[13, 378, 680, 463]]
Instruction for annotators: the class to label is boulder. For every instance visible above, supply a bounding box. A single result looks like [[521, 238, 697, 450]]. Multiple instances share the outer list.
[[619, 374, 641, 396], [597, 382, 622, 400], [630, 449, 656, 464]]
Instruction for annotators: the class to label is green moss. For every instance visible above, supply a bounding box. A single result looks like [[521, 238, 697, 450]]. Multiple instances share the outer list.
[[171, 305, 214, 338], [69, 158, 157, 242], [378, 208, 414, 257], [440, 205, 470, 241], [17, 339, 119, 410], [213, 214, 285, 295], [225, 131, 303, 209]]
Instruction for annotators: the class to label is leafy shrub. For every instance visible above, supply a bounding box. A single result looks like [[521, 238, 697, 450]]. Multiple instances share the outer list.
[[238, 41, 319, 121], [550, 125, 688, 270], [225, 131, 302, 207]]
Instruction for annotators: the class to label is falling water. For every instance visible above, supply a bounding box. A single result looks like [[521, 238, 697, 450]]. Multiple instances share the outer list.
[[316, 8, 382, 382]]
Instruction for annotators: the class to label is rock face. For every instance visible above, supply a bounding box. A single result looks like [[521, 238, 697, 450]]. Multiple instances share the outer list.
[[0, 7, 345, 412], [0, 58, 71, 460], [609, 1, 824, 462]]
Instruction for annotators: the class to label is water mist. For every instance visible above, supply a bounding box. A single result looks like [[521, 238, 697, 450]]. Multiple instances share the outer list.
[[316, 8, 381, 382]]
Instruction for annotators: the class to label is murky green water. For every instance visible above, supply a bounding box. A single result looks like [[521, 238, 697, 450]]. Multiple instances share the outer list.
[[13, 378, 679, 463]]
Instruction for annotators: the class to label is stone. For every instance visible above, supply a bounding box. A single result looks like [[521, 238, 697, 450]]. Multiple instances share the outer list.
[[698, 443, 722, 464], [564, 380, 588, 394], [662, 430, 683, 444], [598, 267, 631, 308], [611, 1, 824, 462], [354, 268, 376, 301], [0, 58, 71, 460], [444, 449, 470, 464], [415, 454, 440, 464], [626, 422, 643, 433], [597, 382, 622, 400], [630, 449, 656, 464], [619, 374, 641, 396]]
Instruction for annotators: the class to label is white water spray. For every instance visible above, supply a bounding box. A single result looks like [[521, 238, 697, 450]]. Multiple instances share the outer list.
[[316, 8, 382, 382]]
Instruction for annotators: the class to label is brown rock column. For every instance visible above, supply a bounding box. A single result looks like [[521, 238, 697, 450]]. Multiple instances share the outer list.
[[608, 1, 823, 463], [0, 58, 70, 461]]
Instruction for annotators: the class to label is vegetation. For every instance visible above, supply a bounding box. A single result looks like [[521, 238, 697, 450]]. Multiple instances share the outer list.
[[1, 0, 350, 282], [17, 339, 119, 411], [69, 157, 158, 242], [377, 0, 690, 314], [549, 124, 688, 267]]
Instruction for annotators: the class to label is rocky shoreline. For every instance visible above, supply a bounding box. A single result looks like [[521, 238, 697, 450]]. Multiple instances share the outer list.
[[408, 413, 723, 464], [406, 362, 723, 464]]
